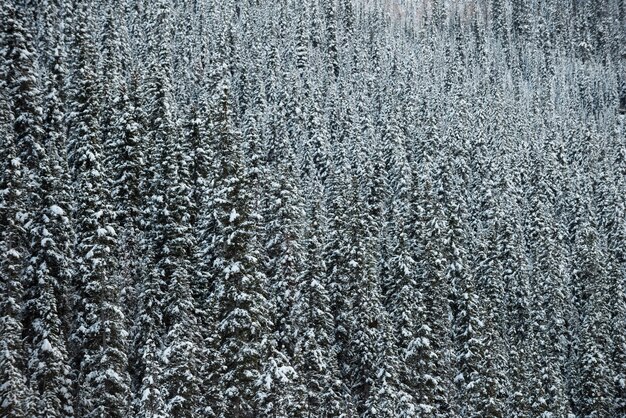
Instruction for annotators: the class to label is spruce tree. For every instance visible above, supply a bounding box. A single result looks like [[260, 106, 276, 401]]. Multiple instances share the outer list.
[[570, 199, 614, 417], [291, 186, 353, 417], [0, 4, 36, 416], [207, 69, 276, 418], [525, 159, 572, 418], [336, 173, 414, 417], [407, 173, 456, 417], [67, 4, 131, 416], [23, 128, 75, 418], [134, 2, 204, 415], [8, 2, 76, 417], [143, 3, 202, 416]]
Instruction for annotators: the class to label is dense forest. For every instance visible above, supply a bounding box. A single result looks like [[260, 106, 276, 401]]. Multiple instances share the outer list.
[[1, 0, 626, 416]]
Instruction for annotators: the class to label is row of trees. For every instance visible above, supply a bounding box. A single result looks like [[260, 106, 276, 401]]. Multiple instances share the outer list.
[[1, 0, 625, 416]]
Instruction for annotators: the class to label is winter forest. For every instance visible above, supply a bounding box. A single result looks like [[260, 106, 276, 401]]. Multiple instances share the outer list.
[[1, 0, 626, 416]]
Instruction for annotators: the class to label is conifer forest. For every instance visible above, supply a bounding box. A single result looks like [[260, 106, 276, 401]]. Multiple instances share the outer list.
[[2, 0, 626, 416]]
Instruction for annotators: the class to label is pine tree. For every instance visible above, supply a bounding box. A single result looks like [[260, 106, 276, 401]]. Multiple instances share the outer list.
[[7, 2, 76, 417], [1, 1, 625, 416], [291, 186, 353, 417], [472, 188, 509, 417], [324, 0, 340, 78], [100, 6, 130, 188], [433, 106, 485, 417], [0, 4, 37, 416], [496, 165, 532, 418], [110, 70, 145, 327], [150, 64, 201, 418], [67, 4, 131, 416], [23, 132, 75, 418], [262, 89, 308, 415], [525, 158, 572, 418], [381, 118, 424, 409], [136, 2, 203, 415], [491, 0, 507, 41], [39, 0, 75, 343], [333, 172, 414, 417], [570, 198, 614, 417], [404, 173, 456, 417], [185, 92, 211, 228], [207, 69, 277, 418]]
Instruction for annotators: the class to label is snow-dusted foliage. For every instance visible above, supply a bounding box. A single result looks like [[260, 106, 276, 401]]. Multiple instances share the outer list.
[[1, 0, 626, 416]]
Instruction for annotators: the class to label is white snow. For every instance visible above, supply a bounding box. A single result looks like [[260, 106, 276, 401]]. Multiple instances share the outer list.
[[229, 208, 239, 222], [224, 262, 241, 275], [142, 388, 151, 401], [50, 204, 65, 215], [275, 365, 296, 382], [41, 338, 52, 352]]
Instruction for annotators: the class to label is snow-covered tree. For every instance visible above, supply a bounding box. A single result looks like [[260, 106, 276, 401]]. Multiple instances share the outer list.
[[0, 4, 38, 416], [67, 4, 131, 416], [206, 68, 280, 418]]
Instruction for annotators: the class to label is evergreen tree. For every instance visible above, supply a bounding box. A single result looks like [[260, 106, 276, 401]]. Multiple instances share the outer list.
[[67, 4, 131, 416], [472, 187, 509, 417], [525, 159, 572, 418], [141, 3, 202, 416], [334, 173, 415, 417], [404, 174, 456, 417], [0, 4, 37, 416], [262, 98, 308, 415], [9, 2, 76, 416], [571, 200, 614, 417], [207, 69, 277, 418], [23, 131, 75, 418], [291, 185, 353, 417]]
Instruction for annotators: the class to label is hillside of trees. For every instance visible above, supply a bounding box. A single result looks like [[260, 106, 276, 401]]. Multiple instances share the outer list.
[[1, 0, 626, 416]]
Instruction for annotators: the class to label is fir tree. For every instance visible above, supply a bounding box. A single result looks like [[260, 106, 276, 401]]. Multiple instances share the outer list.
[[407, 174, 456, 417], [0, 4, 36, 416], [141, 3, 202, 416], [571, 201, 614, 417], [1, 1, 625, 416], [291, 188, 353, 417], [207, 69, 276, 418], [10, 2, 76, 416], [67, 4, 131, 416]]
